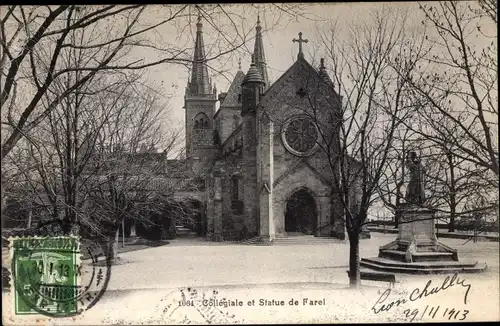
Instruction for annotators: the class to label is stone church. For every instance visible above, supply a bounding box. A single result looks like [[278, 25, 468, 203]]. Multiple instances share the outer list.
[[179, 16, 360, 242]]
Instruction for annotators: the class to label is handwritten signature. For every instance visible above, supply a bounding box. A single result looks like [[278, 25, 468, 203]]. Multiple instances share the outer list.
[[372, 272, 471, 314]]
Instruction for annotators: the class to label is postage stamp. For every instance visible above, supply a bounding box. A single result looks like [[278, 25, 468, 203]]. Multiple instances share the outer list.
[[11, 236, 80, 316], [5, 220, 113, 320]]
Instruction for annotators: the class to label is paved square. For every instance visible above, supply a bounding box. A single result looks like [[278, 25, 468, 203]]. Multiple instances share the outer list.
[[4, 234, 493, 324]]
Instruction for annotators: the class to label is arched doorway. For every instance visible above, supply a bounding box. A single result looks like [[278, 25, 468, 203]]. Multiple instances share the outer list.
[[285, 188, 317, 235]]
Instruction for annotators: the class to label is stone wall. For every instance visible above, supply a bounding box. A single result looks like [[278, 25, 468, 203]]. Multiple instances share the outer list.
[[241, 113, 259, 236], [185, 97, 218, 175], [203, 59, 356, 241], [256, 60, 344, 239], [220, 160, 247, 240], [221, 126, 242, 156], [214, 107, 242, 144]]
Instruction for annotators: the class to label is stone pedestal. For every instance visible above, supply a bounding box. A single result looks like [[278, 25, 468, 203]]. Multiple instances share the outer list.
[[397, 206, 436, 245], [378, 205, 458, 263], [360, 204, 487, 274]]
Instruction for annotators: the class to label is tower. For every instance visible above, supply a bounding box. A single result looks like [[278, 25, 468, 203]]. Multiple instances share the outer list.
[[184, 15, 218, 174], [253, 15, 270, 90], [241, 54, 266, 235]]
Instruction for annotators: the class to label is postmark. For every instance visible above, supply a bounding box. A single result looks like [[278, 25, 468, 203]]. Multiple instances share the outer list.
[[8, 220, 112, 318], [157, 287, 243, 324]]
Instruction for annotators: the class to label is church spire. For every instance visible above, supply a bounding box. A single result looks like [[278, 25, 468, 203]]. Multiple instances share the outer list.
[[188, 13, 211, 96], [253, 15, 269, 89], [318, 58, 334, 87]]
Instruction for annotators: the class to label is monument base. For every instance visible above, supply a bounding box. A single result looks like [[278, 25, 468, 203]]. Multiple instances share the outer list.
[[360, 257, 487, 274], [376, 238, 458, 263], [361, 204, 487, 274]]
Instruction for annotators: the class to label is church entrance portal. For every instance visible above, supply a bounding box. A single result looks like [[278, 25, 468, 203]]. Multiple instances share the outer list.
[[285, 189, 317, 235]]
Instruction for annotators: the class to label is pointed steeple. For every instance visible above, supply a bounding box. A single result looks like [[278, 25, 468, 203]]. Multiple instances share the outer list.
[[187, 13, 211, 96], [318, 58, 334, 87], [253, 15, 270, 89]]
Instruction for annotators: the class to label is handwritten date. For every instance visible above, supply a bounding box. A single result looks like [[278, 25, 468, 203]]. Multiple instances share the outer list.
[[403, 305, 469, 322]]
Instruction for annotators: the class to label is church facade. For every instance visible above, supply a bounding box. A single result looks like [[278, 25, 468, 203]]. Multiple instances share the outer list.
[[180, 16, 360, 242]]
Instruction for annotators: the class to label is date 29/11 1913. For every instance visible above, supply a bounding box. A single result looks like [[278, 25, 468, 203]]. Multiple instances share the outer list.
[[403, 305, 469, 322]]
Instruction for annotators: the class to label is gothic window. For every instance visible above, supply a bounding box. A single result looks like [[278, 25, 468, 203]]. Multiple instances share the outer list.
[[237, 93, 242, 103], [230, 176, 243, 214], [281, 116, 319, 157], [194, 113, 210, 129], [231, 176, 239, 201]]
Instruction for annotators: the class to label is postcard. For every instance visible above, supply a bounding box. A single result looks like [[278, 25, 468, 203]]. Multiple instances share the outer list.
[[1, 2, 498, 324]]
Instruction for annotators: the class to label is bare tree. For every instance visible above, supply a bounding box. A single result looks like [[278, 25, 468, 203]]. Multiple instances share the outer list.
[[421, 141, 497, 232], [376, 126, 415, 228], [276, 7, 426, 287], [82, 83, 185, 261], [399, 1, 498, 178], [0, 4, 308, 161], [378, 119, 496, 233], [8, 62, 189, 261]]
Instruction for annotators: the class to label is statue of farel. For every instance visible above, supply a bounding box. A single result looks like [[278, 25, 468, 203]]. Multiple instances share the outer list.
[[405, 151, 426, 205]]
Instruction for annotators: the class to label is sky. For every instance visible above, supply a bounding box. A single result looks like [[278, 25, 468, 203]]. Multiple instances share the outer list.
[[136, 2, 426, 145], [122, 1, 496, 198], [131, 2, 426, 220]]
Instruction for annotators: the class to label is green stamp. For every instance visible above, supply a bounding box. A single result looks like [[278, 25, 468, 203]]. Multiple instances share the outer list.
[[11, 236, 80, 316]]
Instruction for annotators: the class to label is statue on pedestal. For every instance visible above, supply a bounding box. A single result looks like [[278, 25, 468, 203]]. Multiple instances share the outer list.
[[405, 151, 426, 205], [362, 149, 486, 273]]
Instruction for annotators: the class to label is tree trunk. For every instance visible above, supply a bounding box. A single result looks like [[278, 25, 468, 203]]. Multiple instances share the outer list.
[[447, 151, 456, 233], [107, 229, 119, 263], [348, 231, 361, 288], [448, 210, 456, 233]]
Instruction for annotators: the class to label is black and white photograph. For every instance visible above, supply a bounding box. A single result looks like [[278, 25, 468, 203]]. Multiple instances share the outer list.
[[1, 2, 498, 324]]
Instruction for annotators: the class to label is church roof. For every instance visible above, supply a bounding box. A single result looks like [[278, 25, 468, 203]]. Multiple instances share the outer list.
[[221, 70, 246, 107], [318, 58, 334, 87], [259, 56, 340, 107]]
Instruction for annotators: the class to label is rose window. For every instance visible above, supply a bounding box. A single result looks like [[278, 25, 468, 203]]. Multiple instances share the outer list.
[[282, 117, 319, 156]]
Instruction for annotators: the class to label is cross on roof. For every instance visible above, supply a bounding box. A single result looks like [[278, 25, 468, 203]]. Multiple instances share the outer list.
[[292, 32, 308, 60]]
